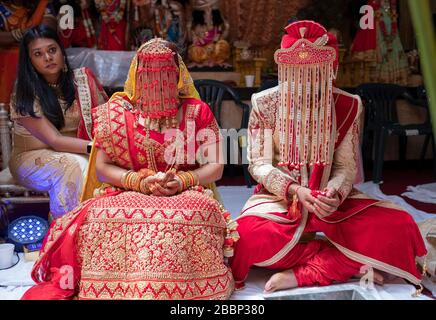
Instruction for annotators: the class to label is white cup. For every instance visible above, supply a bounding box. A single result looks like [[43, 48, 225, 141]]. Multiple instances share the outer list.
[[245, 75, 255, 87], [0, 243, 15, 269]]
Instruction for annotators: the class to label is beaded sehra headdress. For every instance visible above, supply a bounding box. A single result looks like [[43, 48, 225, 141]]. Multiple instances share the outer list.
[[135, 38, 180, 130], [111, 38, 200, 131], [275, 20, 339, 171]]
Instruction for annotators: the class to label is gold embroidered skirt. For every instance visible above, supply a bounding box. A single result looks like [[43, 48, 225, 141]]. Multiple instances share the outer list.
[[76, 189, 234, 300]]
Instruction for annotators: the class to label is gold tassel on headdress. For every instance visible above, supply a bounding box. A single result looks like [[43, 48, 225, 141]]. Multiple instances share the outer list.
[[275, 33, 336, 172], [135, 38, 180, 130]]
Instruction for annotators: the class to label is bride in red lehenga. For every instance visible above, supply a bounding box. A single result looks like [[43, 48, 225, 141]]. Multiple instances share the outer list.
[[22, 38, 236, 300]]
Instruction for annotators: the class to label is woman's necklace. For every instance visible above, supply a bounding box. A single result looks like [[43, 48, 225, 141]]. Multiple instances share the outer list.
[[48, 82, 60, 89]]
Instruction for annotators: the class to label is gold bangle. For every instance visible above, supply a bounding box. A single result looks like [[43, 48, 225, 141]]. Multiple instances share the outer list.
[[176, 171, 188, 191], [131, 173, 142, 192], [121, 170, 133, 189], [126, 172, 135, 189], [182, 172, 191, 189], [190, 171, 199, 186]]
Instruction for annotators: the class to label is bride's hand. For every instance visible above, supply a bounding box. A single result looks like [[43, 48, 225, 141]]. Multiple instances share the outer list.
[[143, 174, 179, 197], [151, 180, 179, 197], [159, 170, 175, 186]]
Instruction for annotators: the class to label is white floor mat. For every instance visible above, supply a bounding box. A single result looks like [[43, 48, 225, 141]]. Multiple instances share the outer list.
[[402, 182, 436, 205], [230, 268, 432, 300], [1, 185, 434, 300], [354, 182, 435, 222]]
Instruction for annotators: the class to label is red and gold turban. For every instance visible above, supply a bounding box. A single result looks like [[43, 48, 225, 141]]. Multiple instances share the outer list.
[[275, 20, 338, 170]]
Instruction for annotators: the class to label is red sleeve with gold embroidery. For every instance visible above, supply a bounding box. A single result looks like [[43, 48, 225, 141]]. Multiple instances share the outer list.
[[92, 99, 134, 170], [183, 99, 223, 165], [327, 94, 362, 202]]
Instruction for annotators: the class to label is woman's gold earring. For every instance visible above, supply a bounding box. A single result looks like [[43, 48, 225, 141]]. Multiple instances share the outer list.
[[63, 61, 68, 73]]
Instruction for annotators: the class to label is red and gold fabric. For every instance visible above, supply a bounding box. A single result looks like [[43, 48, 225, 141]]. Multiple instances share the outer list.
[[95, 0, 127, 50], [74, 67, 108, 140], [22, 89, 233, 300], [0, 0, 54, 104], [229, 21, 426, 290], [59, 9, 97, 49], [351, 0, 409, 84]]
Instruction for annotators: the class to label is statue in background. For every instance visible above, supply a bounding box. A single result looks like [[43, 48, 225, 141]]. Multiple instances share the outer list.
[[152, 0, 187, 55], [56, 0, 97, 49], [187, 0, 231, 68], [351, 0, 409, 84], [129, 0, 154, 50], [95, 0, 128, 50]]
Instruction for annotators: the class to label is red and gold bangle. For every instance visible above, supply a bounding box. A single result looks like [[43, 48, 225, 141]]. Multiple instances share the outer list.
[[175, 171, 200, 192], [122, 171, 141, 192], [189, 171, 199, 187], [179, 172, 189, 190], [121, 170, 133, 189], [176, 171, 189, 191], [133, 173, 142, 192]]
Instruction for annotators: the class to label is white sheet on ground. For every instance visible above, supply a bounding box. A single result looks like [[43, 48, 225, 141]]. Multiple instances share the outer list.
[[0, 185, 434, 300], [402, 182, 436, 205], [354, 182, 435, 222], [0, 253, 35, 300], [230, 268, 432, 300]]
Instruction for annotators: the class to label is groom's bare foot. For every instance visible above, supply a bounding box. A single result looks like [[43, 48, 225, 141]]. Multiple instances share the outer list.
[[264, 270, 298, 293], [354, 269, 385, 285]]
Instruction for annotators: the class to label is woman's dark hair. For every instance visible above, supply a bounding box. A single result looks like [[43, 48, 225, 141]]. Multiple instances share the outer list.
[[15, 25, 75, 130]]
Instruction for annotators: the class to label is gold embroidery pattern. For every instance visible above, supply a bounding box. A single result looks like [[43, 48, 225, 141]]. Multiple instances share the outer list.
[[79, 274, 233, 300], [133, 103, 204, 171], [32, 199, 94, 283], [74, 68, 93, 139], [247, 89, 278, 181], [94, 101, 134, 169], [75, 189, 234, 300], [94, 103, 114, 157], [204, 118, 222, 145], [327, 98, 360, 201], [256, 89, 279, 130], [264, 168, 293, 199]]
